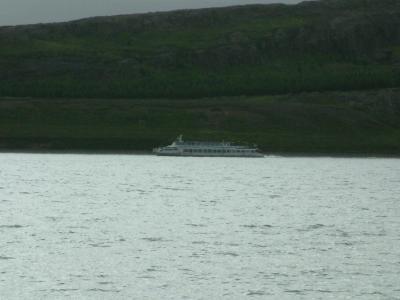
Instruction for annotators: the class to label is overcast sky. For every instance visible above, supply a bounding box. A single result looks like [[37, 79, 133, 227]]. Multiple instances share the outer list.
[[0, 0, 303, 26]]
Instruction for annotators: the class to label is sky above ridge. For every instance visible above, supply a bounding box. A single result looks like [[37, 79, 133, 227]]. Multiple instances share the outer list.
[[0, 0, 303, 26]]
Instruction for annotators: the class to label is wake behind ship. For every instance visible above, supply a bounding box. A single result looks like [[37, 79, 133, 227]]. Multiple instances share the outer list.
[[153, 135, 263, 157]]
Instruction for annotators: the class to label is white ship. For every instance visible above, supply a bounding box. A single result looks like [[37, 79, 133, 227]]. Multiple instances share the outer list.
[[153, 135, 264, 157]]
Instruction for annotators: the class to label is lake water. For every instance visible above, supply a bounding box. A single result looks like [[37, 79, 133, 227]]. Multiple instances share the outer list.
[[0, 154, 399, 299]]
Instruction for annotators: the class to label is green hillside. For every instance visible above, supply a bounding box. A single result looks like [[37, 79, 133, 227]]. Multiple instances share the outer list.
[[1, 0, 399, 98], [1, 0, 400, 154], [1, 88, 399, 154]]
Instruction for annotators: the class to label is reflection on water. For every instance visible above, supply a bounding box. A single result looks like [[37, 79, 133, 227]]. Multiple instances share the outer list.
[[0, 154, 399, 299]]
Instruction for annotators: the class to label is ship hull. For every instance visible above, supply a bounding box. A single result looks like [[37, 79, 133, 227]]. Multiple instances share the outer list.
[[154, 150, 264, 158]]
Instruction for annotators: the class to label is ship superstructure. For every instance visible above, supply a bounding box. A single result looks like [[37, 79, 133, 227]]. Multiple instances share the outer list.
[[153, 135, 263, 157]]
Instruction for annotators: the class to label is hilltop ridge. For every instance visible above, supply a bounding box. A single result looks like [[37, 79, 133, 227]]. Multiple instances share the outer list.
[[0, 0, 399, 98]]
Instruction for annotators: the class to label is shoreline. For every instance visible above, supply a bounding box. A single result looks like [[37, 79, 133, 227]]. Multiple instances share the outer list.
[[1, 149, 399, 158]]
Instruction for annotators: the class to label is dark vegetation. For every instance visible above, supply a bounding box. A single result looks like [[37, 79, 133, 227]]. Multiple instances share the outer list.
[[0, 0, 399, 154], [1, 89, 399, 154], [0, 0, 399, 98]]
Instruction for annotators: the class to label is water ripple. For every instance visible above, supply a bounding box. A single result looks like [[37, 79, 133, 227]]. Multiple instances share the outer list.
[[0, 154, 399, 300]]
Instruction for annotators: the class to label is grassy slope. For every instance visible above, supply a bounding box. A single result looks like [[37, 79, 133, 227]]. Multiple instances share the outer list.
[[0, 0, 399, 98], [0, 0, 400, 154], [1, 89, 399, 154]]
